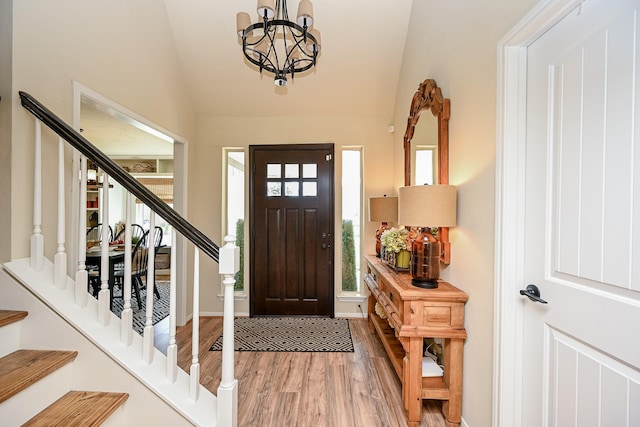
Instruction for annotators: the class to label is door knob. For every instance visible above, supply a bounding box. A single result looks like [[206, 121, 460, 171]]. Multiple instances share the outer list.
[[519, 284, 547, 304], [321, 243, 328, 250]]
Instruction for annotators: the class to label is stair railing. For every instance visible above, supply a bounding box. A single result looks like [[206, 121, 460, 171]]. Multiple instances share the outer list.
[[19, 91, 238, 427]]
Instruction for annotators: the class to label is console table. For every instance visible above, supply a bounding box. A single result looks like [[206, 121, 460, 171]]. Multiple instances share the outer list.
[[364, 254, 468, 427]]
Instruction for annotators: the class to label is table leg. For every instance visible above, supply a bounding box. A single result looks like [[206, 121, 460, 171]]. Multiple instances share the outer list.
[[442, 338, 463, 426], [404, 336, 423, 426], [367, 295, 376, 332]]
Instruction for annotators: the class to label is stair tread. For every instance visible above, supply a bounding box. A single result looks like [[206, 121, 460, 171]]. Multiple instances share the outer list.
[[22, 390, 129, 427], [0, 310, 28, 328], [0, 349, 78, 404]]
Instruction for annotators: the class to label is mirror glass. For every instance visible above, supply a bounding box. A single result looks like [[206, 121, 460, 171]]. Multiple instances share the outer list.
[[411, 112, 438, 185]]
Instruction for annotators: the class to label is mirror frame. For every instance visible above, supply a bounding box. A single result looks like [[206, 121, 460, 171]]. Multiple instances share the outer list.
[[403, 79, 452, 264]]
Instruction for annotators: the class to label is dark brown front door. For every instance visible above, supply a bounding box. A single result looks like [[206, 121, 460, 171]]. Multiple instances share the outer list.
[[250, 144, 334, 317]]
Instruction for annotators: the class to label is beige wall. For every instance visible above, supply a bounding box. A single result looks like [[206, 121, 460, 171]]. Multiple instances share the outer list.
[[0, 0, 12, 263], [192, 115, 396, 315], [392, 1, 537, 426], [9, 0, 195, 262]]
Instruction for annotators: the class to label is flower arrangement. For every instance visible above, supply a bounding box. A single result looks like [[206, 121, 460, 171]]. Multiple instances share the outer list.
[[380, 227, 409, 253]]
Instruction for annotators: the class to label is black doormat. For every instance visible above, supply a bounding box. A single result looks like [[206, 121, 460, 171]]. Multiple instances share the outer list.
[[209, 317, 354, 352]]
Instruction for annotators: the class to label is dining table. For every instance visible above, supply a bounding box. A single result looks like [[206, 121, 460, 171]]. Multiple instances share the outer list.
[[86, 245, 126, 310]]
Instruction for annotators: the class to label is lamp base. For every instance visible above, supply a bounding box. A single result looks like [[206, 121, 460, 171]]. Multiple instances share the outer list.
[[411, 278, 439, 289]]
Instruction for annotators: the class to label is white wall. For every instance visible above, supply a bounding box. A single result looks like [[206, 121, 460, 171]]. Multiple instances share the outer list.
[[9, 0, 195, 262], [392, 1, 538, 426]]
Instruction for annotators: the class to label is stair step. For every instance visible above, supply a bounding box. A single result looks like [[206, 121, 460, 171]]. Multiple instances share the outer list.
[[0, 349, 78, 404], [0, 310, 28, 328], [22, 391, 129, 427]]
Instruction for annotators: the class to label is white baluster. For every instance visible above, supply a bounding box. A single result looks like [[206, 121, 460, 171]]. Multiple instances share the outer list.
[[217, 235, 239, 427], [30, 119, 44, 271], [98, 173, 110, 326], [190, 247, 200, 400], [166, 229, 178, 382], [54, 137, 67, 289], [143, 211, 156, 363], [75, 156, 88, 307], [121, 193, 133, 346]]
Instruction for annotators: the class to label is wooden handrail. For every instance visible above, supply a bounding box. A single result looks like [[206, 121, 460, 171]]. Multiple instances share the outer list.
[[19, 91, 219, 262]]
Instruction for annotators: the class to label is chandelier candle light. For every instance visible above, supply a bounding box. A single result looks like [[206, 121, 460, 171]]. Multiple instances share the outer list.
[[236, 0, 321, 86], [398, 185, 457, 289]]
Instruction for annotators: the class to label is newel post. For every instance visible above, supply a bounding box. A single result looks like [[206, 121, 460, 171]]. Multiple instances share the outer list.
[[217, 235, 239, 427]]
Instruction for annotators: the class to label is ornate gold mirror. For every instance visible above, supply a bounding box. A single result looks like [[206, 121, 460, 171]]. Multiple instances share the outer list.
[[403, 79, 451, 263]]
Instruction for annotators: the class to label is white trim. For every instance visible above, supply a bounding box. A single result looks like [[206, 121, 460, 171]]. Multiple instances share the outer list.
[[336, 292, 368, 303], [216, 293, 248, 301], [493, 1, 585, 426]]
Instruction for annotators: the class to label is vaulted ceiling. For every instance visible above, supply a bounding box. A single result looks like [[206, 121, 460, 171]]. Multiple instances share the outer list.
[[162, 0, 413, 118], [82, 0, 414, 154]]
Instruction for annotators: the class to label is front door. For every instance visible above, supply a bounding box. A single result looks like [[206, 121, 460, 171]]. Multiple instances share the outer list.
[[249, 144, 334, 317], [522, 0, 640, 425]]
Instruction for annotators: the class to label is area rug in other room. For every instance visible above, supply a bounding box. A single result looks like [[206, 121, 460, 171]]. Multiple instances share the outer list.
[[209, 317, 354, 352], [110, 281, 170, 335]]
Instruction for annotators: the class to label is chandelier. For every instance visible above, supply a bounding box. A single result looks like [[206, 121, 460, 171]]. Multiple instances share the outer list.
[[236, 0, 321, 86]]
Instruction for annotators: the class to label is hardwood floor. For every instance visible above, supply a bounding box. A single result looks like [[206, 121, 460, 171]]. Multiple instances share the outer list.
[[169, 317, 446, 427]]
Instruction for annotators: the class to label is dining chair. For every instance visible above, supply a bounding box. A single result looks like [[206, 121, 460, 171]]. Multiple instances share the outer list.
[[113, 223, 145, 245], [113, 227, 162, 309], [113, 232, 148, 310], [86, 223, 113, 247], [86, 223, 113, 294]]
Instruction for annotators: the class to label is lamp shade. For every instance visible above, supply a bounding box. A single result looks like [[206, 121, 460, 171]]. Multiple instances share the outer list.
[[236, 12, 251, 36], [369, 196, 398, 223], [398, 185, 457, 227], [297, 0, 314, 26]]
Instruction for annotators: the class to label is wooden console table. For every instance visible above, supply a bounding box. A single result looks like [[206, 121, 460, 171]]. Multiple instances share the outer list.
[[364, 254, 468, 427]]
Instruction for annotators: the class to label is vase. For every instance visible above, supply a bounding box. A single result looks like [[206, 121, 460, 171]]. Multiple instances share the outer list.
[[396, 249, 411, 269], [386, 249, 410, 270]]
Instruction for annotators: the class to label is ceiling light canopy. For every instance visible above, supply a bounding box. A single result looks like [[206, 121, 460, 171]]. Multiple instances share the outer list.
[[236, 0, 321, 86]]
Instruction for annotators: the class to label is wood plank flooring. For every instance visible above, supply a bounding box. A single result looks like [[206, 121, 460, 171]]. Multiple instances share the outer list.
[[173, 317, 446, 427]]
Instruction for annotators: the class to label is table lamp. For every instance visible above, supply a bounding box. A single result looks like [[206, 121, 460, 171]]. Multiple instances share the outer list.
[[368, 195, 398, 257], [398, 185, 456, 288]]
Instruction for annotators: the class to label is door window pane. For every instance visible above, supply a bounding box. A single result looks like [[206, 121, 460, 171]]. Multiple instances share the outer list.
[[267, 163, 281, 178], [302, 182, 317, 196], [267, 181, 282, 196], [285, 163, 299, 178], [285, 182, 299, 196], [302, 163, 317, 178]]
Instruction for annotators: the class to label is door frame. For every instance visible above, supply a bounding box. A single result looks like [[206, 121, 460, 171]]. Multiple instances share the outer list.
[[248, 143, 335, 317], [493, 0, 585, 425], [71, 81, 190, 326]]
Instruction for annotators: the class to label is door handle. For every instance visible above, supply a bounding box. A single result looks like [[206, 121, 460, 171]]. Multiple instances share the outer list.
[[519, 284, 547, 304], [321, 243, 328, 250]]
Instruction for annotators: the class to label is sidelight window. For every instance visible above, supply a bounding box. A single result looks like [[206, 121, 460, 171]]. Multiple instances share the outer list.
[[341, 148, 362, 292], [225, 148, 245, 291]]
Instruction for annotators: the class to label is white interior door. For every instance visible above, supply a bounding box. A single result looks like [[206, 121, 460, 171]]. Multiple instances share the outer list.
[[523, 0, 640, 425]]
